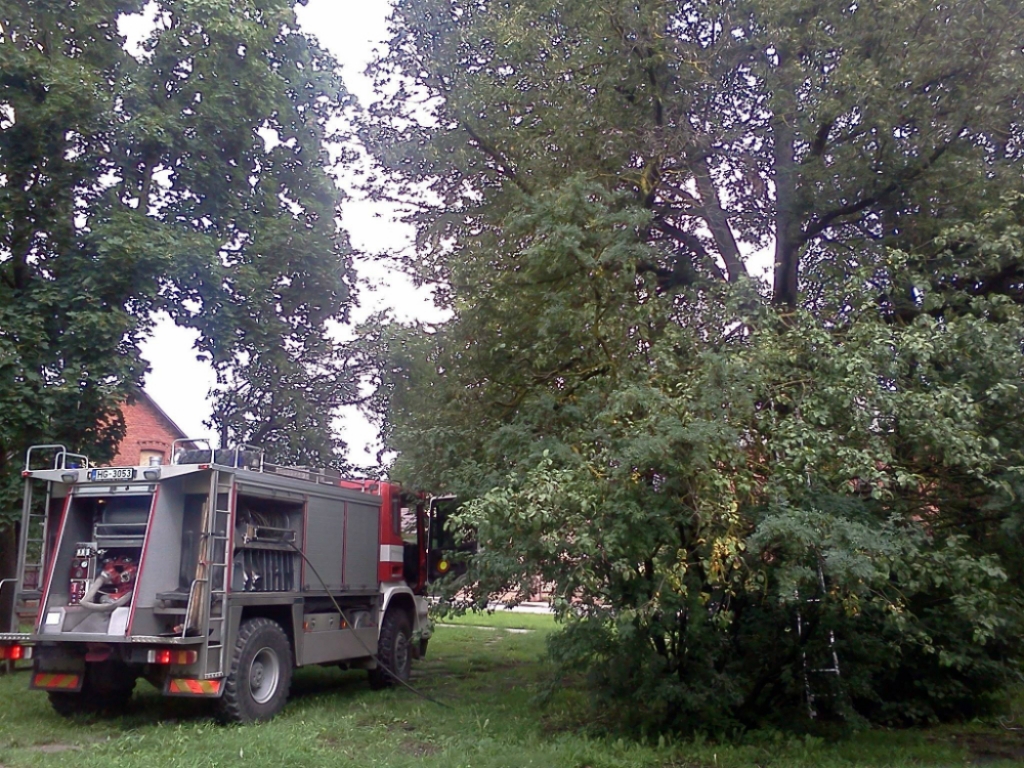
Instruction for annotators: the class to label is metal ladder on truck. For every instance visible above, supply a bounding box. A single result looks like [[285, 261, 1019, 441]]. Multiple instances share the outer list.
[[183, 469, 234, 679], [7, 446, 88, 637]]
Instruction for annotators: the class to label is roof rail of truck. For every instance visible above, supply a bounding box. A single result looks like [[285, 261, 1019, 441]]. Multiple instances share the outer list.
[[262, 463, 350, 485], [170, 438, 373, 489], [23, 444, 91, 473], [172, 438, 265, 471]]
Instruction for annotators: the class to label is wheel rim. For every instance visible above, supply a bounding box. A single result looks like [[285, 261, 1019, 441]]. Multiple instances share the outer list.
[[394, 631, 410, 678], [249, 646, 280, 704]]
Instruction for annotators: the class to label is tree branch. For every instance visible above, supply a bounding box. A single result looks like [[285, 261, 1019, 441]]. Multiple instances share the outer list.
[[802, 142, 951, 243], [691, 157, 748, 283], [808, 116, 835, 159], [460, 120, 529, 193], [650, 217, 726, 283]]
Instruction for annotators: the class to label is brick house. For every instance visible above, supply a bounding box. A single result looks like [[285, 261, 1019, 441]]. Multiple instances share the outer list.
[[109, 390, 192, 466]]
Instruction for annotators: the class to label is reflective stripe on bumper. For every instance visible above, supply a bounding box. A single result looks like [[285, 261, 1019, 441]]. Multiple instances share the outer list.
[[166, 677, 222, 696], [31, 672, 82, 691]]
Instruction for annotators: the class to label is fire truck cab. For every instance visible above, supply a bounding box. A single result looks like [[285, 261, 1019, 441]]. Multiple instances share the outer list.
[[0, 443, 433, 723]]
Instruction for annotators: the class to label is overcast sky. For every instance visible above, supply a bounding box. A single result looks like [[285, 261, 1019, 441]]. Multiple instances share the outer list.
[[139, 0, 438, 466]]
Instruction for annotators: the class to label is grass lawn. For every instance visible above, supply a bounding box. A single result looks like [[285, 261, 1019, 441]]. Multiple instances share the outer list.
[[435, 609, 557, 631], [1, 615, 1022, 768]]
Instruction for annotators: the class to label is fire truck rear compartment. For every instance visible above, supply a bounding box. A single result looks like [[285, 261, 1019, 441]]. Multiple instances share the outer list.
[[40, 491, 151, 637], [41, 474, 225, 638]]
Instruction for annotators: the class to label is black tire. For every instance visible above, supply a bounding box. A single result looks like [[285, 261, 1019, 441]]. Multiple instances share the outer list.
[[47, 662, 136, 717], [368, 608, 412, 690], [217, 617, 293, 724], [48, 691, 91, 717]]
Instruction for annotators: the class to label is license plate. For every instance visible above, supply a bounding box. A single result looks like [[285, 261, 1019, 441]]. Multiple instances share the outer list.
[[90, 467, 135, 481]]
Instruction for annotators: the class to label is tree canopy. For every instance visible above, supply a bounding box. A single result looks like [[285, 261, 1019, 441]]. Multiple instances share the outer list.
[[364, 0, 1024, 730], [0, 0, 356, 510]]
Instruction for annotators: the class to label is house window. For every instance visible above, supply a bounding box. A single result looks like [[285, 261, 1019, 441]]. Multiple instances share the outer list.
[[140, 449, 165, 466]]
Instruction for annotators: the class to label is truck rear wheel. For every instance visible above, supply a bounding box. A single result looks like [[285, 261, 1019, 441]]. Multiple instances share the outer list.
[[217, 617, 292, 724], [48, 663, 136, 717], [369, 608, 411, 690]]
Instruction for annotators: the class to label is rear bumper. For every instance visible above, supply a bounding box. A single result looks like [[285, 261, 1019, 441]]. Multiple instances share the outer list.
[[0, 633, 32, 643], [26, 633, 204, 644]]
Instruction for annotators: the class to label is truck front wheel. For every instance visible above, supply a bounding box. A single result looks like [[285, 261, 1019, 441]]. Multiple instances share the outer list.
[[217, 617, 292, 723], [369, 608, 411, 690]]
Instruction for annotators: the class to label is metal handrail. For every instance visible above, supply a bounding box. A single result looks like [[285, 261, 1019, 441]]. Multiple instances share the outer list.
[[59, 452, 90, 470], [23, 444, 91, 472], [167, 440, 366, 490], [24, 444, 65, 472], [233, 443, 265, 471], [262, 462, 343, 485]]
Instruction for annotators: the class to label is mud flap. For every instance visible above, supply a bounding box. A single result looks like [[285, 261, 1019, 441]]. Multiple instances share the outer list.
[[164, 677, 224, 697], [31, 672, 84, 692]]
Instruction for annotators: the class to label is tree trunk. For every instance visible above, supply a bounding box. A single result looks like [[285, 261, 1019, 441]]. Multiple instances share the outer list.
[[770, 40, 802, 308], [772, 110, 800, 308]]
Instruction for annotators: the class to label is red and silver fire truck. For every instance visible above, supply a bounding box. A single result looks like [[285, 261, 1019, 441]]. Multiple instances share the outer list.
[[0, 443, 436, 723]]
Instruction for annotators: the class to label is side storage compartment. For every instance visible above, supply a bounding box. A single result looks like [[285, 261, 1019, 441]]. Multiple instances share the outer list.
[[294, 492, 380, 667], [231, 489, 303, 594], [297, 608, 378, 666]]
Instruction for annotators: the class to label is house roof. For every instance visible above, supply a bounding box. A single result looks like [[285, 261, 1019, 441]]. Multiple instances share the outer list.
[[134, 388, 191, 441]]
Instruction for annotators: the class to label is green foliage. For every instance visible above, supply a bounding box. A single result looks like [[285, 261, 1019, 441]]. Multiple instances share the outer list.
[[362, 0, 1024, 726], [0, 0, 356, 516]]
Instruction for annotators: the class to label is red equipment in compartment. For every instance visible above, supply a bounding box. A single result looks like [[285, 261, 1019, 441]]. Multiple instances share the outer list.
[[68, 547, 96, 605], [97, 558, 137, 603], [73, 554, 138, 610]]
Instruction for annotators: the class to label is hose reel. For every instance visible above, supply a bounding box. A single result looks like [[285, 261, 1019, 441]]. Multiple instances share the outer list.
[[79, 558, 137, 612]]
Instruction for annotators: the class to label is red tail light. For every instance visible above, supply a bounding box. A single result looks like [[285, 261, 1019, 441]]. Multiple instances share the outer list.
[[0, 645, 31, 661], [147, 649, 198, 665]]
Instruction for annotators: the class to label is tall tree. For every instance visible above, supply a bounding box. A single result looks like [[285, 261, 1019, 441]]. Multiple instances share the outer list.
[[0, 0, 354, 624], [364, 0, 1024, 730], [366, 0, 1022, 305]]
